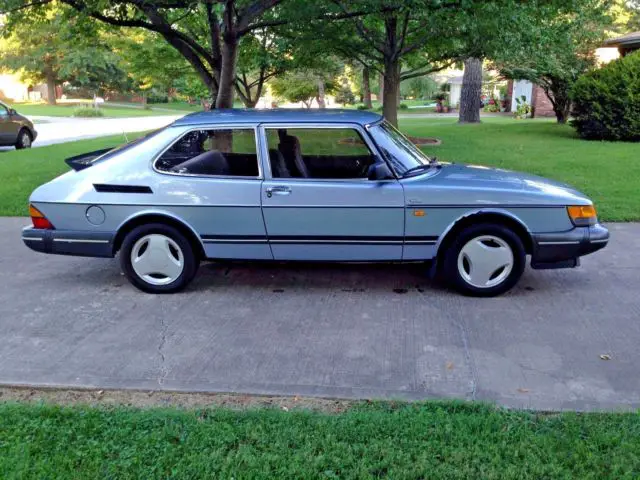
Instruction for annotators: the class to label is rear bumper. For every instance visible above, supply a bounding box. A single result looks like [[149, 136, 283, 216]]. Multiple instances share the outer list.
[[531, 224, 609, 269], [22, 227, 114, 258]]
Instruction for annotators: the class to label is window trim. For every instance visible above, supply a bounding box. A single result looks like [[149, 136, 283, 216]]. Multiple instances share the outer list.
[[151, 124, 263, 180], [258, 122, 397, 183]]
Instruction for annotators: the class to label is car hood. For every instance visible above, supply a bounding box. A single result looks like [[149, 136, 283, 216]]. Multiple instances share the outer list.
[[404, 163, 592, 206]]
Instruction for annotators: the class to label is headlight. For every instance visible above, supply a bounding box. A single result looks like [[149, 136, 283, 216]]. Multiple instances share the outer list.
[[567, 205, 597, 226]]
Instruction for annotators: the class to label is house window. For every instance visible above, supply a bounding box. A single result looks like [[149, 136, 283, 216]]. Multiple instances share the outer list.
[[265, 127, 375, 179], [155, 128, 259, 177]]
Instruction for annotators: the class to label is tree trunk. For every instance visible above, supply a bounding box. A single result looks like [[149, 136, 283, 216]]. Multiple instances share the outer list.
[[382, 60, 401, 126], [556, 108, 569, 124], [362, 66, 372, 109], [215, 37, 238, 109], [317, 78, 326, 109], [458, 57, 482, 123], [545, 80, 571, 124], [141, 91, 148, 108], [45, 67, 57, 106], [553, 101, 571, 124]]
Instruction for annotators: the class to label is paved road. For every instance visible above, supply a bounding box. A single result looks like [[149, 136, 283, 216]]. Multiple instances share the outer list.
[[27, 115, 183, 147], [1, 217, 638, 410]]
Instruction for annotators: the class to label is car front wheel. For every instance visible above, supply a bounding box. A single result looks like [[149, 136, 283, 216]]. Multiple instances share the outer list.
[[120, 223, 199, 293], [442, 223, 526, 297], [15, 129, 32, 149]]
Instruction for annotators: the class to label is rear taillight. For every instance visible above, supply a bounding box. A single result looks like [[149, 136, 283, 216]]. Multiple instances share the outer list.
[[29, 204, 55, 230]]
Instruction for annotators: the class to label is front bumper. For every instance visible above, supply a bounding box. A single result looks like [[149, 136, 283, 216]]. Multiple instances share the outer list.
[[22, 227, 114, 258], [531, 224, 609, 269]]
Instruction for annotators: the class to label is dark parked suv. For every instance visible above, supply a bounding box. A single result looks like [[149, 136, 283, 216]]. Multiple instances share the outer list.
[[0, 101, 37, 149]]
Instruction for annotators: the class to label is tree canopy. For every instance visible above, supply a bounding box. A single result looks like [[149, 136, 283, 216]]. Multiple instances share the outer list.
[[0, 4, 127, 103]]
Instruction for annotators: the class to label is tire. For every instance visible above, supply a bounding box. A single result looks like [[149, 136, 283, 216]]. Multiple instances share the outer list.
[[15, 129, 32, 149], [442, 223, 526, 297], [119, 223, 199, 293]]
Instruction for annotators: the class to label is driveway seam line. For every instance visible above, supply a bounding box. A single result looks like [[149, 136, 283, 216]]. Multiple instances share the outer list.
[[454, 320, 478, 401]]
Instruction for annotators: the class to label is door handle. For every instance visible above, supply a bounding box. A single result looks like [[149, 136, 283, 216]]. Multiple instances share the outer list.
[[266, 186, 291, 198]]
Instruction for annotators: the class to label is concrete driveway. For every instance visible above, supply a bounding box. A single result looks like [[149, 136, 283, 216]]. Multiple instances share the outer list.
[[1, 217, 638, 410]]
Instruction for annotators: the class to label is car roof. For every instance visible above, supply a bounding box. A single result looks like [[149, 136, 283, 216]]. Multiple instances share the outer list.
[[172, 108, 384, 127]]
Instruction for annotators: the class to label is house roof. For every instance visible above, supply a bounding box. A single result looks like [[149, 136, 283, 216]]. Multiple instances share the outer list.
[[603, 31, 640, 47], [173, 109, 383, 127]]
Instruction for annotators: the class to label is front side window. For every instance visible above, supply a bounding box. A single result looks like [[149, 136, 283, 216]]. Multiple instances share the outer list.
[[0, 104, 8, 117], [368, 121, 432, 176], [265, 127, 375, 179], [156, 128, 259, 177]]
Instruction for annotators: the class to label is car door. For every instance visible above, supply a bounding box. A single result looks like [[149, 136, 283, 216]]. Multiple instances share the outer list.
[[259, 124, 405, 261], [153, 125, 272, 260]]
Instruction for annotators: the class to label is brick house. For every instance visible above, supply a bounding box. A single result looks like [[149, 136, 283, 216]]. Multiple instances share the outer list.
[[506, 79, 555, 117]]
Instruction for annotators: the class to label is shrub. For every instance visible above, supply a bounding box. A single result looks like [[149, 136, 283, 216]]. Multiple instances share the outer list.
[[72, 106, 105, 118], [571, 52, 640, 141], [355, 104, 370, 110], [513, 95, 531, 120], [399, 103, 409, 110]]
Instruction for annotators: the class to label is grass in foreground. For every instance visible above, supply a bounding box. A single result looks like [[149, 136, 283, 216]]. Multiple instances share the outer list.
[[0, 117, 638, 220], [0, 401, 638, 479], [0, 133, 146, 216]]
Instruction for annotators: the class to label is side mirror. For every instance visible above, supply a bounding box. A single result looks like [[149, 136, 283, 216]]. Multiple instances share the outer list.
[[368, 162, 394, 181], [8, 108, 16, 116]]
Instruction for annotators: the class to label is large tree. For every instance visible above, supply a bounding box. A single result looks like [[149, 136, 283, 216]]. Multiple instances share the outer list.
[[0, 4, 127, 104], [492, 0, 611, 124], [2, 0, 289, 108], [306, 0, 460, 125]]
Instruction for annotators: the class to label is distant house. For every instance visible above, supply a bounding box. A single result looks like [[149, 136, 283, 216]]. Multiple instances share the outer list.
[[0, 72, 61, 103], [446, 75, 506, 109], [603, 31, 640, 58], [506, 80, 555, 117], [447, 77, 554, 116]]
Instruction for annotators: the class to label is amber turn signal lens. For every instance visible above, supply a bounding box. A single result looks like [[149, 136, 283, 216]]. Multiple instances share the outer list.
[[29, 204, 44, 218], [29, 204, 55, 230], [567, 205, 597, 226]]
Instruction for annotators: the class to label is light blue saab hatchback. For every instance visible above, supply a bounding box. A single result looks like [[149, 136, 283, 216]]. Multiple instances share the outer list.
[[23, 109, 608, 296]]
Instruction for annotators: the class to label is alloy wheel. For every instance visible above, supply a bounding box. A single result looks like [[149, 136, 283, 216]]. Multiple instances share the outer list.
[[456, 235, 514, 289], [130, 233, 185, 286]]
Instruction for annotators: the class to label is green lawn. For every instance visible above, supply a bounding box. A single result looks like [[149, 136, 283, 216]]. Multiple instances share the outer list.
[[0, 133, 147, 216], [1, 117, 638, 220], [1, 401, 638, 478], [10, 103, 181, 118]]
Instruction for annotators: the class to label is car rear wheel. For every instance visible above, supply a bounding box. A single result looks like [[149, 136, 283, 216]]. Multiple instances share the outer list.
[[15, 129, 32, 149], [442, 223, 526, 297], [119, 223, 199, 293]]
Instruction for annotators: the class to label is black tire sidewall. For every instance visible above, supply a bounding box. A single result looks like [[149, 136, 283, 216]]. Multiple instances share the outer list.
[[15, 129, 32, 149], [443, 223, 526, 297], [119, 223, 198, 293]]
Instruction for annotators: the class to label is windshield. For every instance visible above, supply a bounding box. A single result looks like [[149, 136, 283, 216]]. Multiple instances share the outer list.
[[368, 121, 431, 176]]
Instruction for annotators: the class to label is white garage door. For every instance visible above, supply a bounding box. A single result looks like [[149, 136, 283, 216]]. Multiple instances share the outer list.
[[511, 80, 533, 111]]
